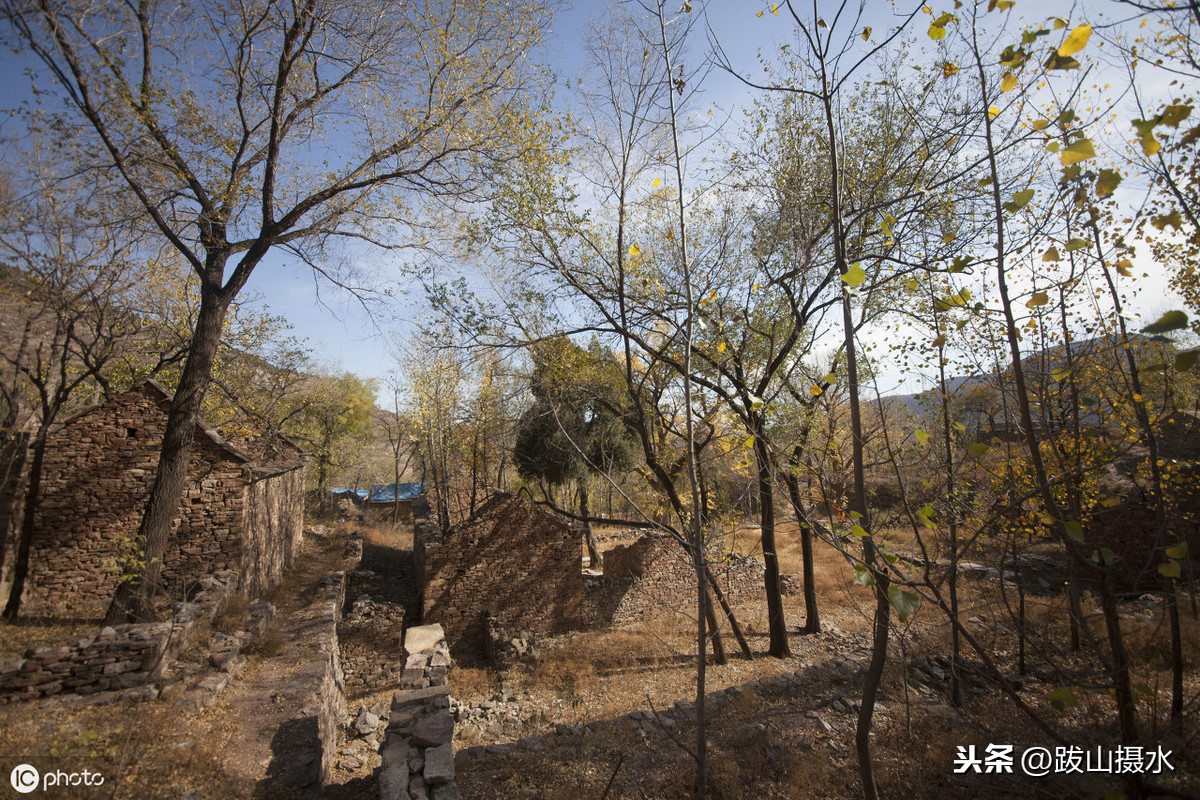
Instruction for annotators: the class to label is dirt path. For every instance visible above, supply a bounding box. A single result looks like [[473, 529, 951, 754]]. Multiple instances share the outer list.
[[192, 529, 354, 798]]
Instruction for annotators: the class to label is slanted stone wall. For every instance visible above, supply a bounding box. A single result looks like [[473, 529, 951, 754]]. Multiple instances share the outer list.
[[415, 493, 582, 659], [0, 570, 237, 704], [17, 381, 304, 616], [583, 533, 766, 627], [241, 466, 306, 599]]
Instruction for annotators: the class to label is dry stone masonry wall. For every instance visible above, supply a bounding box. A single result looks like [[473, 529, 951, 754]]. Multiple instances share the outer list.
[[0, 569, 237, 705], [415, 494, 582, 660], [16, 381, 304, 616], [582, 533, 773, 627], [380, 623, 461, 800]]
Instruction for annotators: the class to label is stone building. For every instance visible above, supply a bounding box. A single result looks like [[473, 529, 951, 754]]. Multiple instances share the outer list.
[[582, 532, 767, 628], [10, 379, 306, 616], [414, 492, 582, 659]]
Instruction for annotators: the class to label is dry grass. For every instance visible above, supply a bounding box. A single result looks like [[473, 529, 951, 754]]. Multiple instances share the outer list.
[[0, 617, 99, 659]]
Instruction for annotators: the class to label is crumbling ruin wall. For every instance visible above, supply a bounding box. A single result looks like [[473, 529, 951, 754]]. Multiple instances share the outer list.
[[583, 533, 765, 627], [241, 466, 306, 599], [18, 382, 305, 616], [416, 493, 582, 659], [22, 384, 245, 615], [0, 570, 237, 704]]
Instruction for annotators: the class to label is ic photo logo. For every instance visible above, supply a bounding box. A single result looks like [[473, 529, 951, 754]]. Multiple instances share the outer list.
[[8, 763, 105, 794], [9, 764, 39, 794]]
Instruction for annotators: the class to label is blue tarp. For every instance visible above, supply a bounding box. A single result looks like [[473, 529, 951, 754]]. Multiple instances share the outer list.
[[331, 488, 369, 500], [366, 482, 423, 503]]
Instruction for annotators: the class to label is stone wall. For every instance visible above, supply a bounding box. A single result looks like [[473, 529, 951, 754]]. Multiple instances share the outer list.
[[0, 431, 30, 606], [241, 466, 306, 599], [416, 493, 582, 659], [583, 533, 766, 628], [0, 570, 237, 705], [380, 624, 461, 800], [17, 381, 304, 616]]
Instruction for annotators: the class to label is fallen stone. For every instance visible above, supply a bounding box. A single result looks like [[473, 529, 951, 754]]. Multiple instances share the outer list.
[[198, 674, 229, 694], [354, 709, 381, 736], [404, 624, 445, 656], [408, 775, 430, 800], [423, 743, 455, 785]]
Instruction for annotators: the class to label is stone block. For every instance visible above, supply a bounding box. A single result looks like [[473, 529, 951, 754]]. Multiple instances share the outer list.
[[403, 624, 445, 656], [431, 784, 461, 800], [391, 685, 449, 711], [409, 713, 453, 748], [423, 743, 455, 785]]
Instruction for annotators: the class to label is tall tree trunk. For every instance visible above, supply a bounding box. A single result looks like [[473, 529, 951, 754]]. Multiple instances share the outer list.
[[579, 483, 602, 571], [106, 287, 230, 623], [783, 447, 820, 635], [705, 565, 752, 658], [2, 426, 50, 619], [753, 420, 790, 657]]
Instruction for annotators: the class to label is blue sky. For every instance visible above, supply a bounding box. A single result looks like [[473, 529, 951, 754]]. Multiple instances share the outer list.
[[0, 0, 1187, 397]]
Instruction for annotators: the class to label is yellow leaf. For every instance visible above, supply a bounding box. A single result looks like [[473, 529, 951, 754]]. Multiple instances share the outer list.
[[628, 244, 641, 257], [653, 178, 660, 188], [1026, 291, 1049, 307], [1060, 137, 1095, 166], [1115, 259, 1133, 277], [989, 105, 1001, 118], [842, 263, 867, 288], [1001, 72, 1017, 92], [810, 385, 823, 396], [1058, 24, 1092, 57], [1032, 119, 1051, 130], [717, 342, 726, 352], [1043, 246, 1060, 262], [862, 26, 871, 41]]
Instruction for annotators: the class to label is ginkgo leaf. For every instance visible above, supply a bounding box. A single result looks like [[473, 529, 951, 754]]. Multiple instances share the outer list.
[[988, 105, 1001, 118], [1065, 520, 1085, 542], [1115, 259, 1133, 277], [1026, 291, 1049, 307], [653, 178, 660, 188], [1095, 169, 1122, 197], [1051, 368, 1071, 381], [1060, 137, 1095, 165], [717, 341, 726, 352], [628, 244, 641, 256], [1064, 237, 1089, 251], [942, 61, 959, 78], [932, 334, 947, 347], [1176, 349, 1200, 372], [842, 263, 867, 288], [1099, 496, 1122, 508], [1032, 119, 1051, 130], [1057, 24, 1092, 56], [853, 563, 875, 586], [967, 442, 990, 456], [862, 26, 871, 40], [1001, 72, 1017, 92], [915, 430, 930, 443], [1043, 246, 1061, 262], [1165, 542, 1188, 560], [810, 385, 823, 396], [822, 373, 836, 383]]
